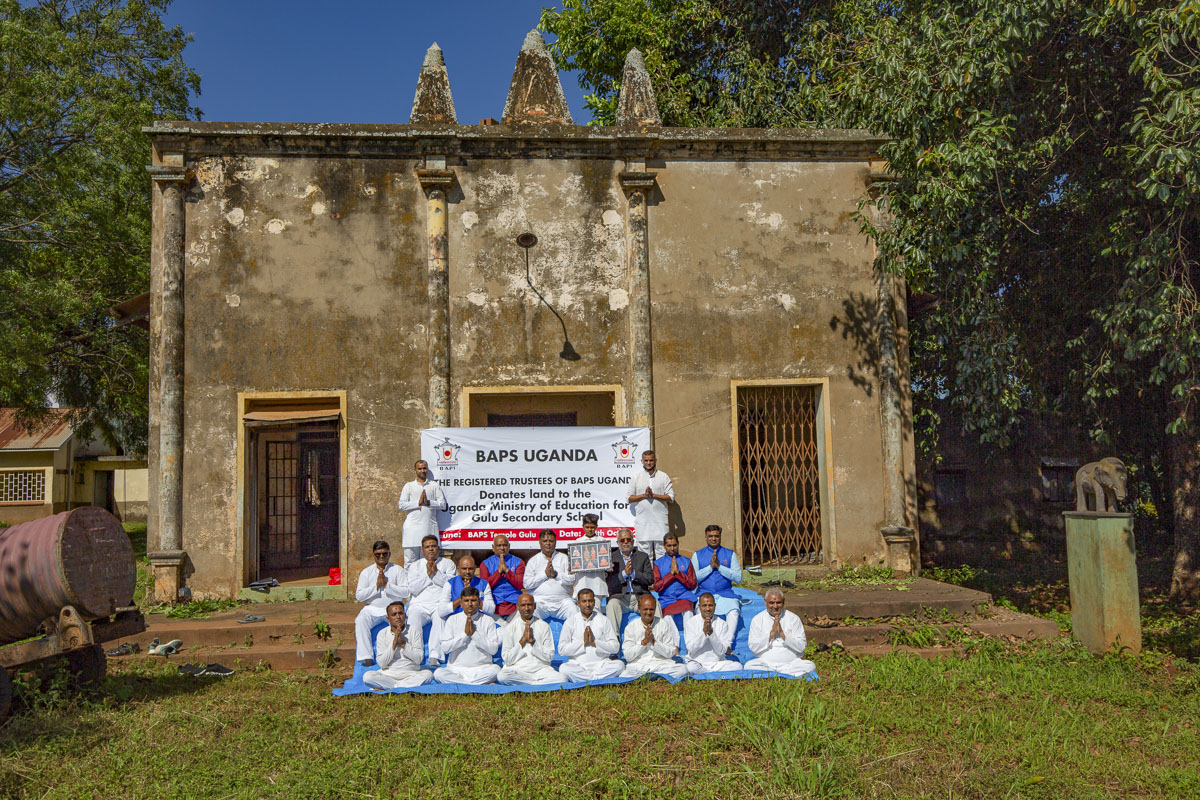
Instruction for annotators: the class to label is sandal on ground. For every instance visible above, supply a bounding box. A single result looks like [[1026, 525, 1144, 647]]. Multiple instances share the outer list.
[[150, 639, 183, 656], [235, 614, 266, 624], [200, 663, 234, 677], [105, 642, 140, 657]]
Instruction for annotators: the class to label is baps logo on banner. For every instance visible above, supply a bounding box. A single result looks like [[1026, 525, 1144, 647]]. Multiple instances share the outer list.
[[434, 438, 461, 468], [611, 435, 638, 463]]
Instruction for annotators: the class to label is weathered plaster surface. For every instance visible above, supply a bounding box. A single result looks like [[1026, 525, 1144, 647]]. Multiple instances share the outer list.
[[157, 122, 899, 596]]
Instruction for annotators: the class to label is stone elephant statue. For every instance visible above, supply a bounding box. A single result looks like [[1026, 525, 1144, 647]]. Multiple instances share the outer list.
[[1075, 457, 1128, 513]]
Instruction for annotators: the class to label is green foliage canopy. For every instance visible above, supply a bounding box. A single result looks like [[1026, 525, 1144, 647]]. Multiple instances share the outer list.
[[543, 0, 1200, 598], [0, 0, 198, 452]]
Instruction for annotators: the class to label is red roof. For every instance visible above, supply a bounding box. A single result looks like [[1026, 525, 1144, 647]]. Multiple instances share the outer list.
[[0, 409, 74, 451]]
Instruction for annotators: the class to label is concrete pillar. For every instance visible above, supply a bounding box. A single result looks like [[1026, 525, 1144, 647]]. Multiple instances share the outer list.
[[1064, 512, 1141, 654], [876, 268, 915, 569], [620, 168, 657, 432], [147, 158, 187, 603], [417, 162, 454, 428]]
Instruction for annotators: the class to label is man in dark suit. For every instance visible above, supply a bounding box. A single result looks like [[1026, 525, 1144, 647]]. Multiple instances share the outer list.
[[606, 528, 660, 632]]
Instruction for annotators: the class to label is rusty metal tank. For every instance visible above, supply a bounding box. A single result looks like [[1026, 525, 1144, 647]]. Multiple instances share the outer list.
[[0, 508, 136, 645]]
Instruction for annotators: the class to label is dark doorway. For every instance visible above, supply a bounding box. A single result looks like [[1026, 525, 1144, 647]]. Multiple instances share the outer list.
[[252, 421, 340, 581], [93, 470, 116, 517], [737, 385, 823, 565]]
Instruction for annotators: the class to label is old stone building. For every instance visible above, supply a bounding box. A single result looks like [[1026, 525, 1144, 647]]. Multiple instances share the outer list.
[[144, 33, 917, 601]]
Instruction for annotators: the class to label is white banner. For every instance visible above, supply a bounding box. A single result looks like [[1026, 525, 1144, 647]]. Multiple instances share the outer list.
[[422, 426, 651, 547]]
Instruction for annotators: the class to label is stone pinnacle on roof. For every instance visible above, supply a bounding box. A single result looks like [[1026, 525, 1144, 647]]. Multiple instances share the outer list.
[[616, 48, 661, 126], [410, 42, 457, 124], [501, 29, 573, 125]]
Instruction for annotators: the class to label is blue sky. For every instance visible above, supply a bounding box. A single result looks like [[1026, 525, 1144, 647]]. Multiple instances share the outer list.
[[166, 1, 590, 125]]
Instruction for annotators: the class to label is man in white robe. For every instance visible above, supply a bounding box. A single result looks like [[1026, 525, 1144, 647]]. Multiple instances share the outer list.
[[744, 588, 817, 677], [684, 593, 741, 675], [354, 539, 410, 665], [404, 534, 457, 640], [558, 588, 624, 682], [397, 459, 447, 564], [433, 587, 501, 685], [625, 450, 674, 561], [428, 554, 496, 663], [497, 593, 562, 686], [620, 593, 688, 680], [524, 528, 578, 620], [363, 601, 433, 689]]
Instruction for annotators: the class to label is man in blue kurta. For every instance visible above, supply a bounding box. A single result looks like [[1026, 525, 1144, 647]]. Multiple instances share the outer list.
[[689, 524, 743, 633], [479, 534, 525, 620], [651, 532, 697, 624]]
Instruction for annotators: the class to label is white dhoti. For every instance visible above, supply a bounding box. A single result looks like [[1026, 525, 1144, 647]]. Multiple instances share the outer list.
[[406, 602, 439, 640], [620, 658, 688, 680], [743, 655, 817, 677], [433, 664, 500, 685], [497, 663, 563, 685], [686, 658, 742, 676], [558, 658, 625, 682], [533, 596, 577, 621], [354, 606, 388, 662], [364, 666, 434, 689]]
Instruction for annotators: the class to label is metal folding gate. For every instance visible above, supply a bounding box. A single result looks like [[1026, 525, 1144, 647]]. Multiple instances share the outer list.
[[737, 385, 822, 565]]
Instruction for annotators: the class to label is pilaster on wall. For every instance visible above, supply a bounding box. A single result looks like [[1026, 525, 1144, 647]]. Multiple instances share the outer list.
[[619, 167, 657, 435], [416, 160, 455, 429], [147, 151, 188, 602]]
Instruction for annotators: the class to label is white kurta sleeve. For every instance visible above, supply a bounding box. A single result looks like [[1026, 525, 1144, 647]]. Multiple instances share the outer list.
[[594, 618, 620, 658], [651, 619, 679, 660], [472, 617, 500, 656], [692, 554, 712, 582], [780, 613, 808, 654], [407, 562, 432, 597], [437, 582, 456, 618], [480, 584, 496, 616], [660, 473, 675, 501], [397, 482, 420, 512], [441, 618, 469, 654], [557, 617, 584, 658], [532, 620, 554, 663], [622, 621, 650, 661], [719, 552, 742, 583], [683, 616, 704, 655], [356, 566, 382, 604], [559, 554, 578, 588], [523, 555, 549, 592], [715, 618, 734, 653], [500, 621, 521, 665], [747, 613, 771, 656], [402, 625, 424, 666], [373, 627, 396, 669], [383, 565, 410, 602], [429, 484, 448, 511]]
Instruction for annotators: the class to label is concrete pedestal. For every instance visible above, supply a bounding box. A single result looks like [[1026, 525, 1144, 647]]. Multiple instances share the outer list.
[[1063, 512, 1140, 654], [148, 550, 186, 604], [882, 526, 916, 576]]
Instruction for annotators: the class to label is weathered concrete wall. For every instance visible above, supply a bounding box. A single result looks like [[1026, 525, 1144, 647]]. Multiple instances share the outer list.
[[152, 123, 902, 597]]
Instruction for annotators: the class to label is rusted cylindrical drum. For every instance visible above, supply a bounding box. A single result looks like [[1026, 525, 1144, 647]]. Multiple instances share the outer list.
[[0, 508, 135, 644]]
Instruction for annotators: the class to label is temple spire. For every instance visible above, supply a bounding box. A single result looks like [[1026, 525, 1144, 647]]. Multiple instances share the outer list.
[[501, 29, 573, 125], [410, 42, 457, 124], [616, 48, 661, 126]]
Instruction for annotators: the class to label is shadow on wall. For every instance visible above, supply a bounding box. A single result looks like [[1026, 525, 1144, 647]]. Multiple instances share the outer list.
[[667, 501, 687, 543]]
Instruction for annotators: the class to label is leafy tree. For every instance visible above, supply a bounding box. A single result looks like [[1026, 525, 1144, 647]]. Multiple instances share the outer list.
[[0, 0, 198, 453], [543, 0, 1200, 602]]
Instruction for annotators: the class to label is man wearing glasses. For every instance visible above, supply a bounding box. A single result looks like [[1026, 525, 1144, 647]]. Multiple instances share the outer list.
[[604, 528, 659, 633], [354, 540, 410, 666]]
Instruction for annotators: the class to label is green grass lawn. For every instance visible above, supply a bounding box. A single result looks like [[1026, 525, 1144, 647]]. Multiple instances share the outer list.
[[2, 638, 1197, 799]]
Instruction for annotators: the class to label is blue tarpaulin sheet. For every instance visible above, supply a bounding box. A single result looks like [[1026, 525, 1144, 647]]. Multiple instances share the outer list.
[[332, 587, 818, 697]]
